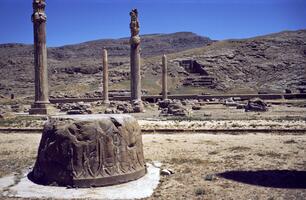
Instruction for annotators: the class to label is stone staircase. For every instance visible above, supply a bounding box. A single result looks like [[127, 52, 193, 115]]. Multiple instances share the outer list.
[[182, 75, 215, 87], [179, 59, 216, 87]]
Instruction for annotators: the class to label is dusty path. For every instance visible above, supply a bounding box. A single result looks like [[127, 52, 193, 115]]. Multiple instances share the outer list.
[[0, 132, 305, 199]]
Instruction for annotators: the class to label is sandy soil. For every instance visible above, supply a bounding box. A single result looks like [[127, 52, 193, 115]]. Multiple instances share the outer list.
[[1, 104, 306, 132], [139, 119, 306, 131], [0, 132, 305, 199], [132, 103, 306, 121], [143, 133, 306, 199]]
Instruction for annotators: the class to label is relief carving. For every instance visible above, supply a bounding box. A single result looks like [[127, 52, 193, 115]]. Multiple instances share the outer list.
[[130, 9, 140, 46], [32, 0, 47, 23], [30, 115, 146, 187]]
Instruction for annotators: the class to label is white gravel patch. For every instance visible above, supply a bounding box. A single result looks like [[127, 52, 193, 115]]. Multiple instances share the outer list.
[[1, 163, 160, 200]]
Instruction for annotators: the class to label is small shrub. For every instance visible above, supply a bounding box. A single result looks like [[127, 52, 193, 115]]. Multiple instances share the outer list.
[[283, 139, 297, 144], [170, 157, 208, 165], [195, 188, 205, 196], [208, 150, 219, 155], [228, 146, 251, 152]]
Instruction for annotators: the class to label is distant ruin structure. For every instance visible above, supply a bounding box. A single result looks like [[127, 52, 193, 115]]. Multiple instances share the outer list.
[[162, 55, 168, 100], [179, 59, 215, 88], [30, 114, 147, 187], [102, 49, 109, 104], [29, 0, 51, 114], [129, 9, 144, 112]]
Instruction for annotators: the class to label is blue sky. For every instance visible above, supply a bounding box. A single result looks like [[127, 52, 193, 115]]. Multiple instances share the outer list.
[[0, 0, 305, 47]]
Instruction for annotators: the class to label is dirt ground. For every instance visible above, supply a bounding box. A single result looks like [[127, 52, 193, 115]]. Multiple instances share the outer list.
[[132, 102, 306, 121], [1, 103, 306, 130], [0, 132, 305, 200]]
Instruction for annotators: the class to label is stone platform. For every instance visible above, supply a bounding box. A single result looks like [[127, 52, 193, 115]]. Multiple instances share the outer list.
[[30, 114, 147, 188], [0, 163, 160, 199]]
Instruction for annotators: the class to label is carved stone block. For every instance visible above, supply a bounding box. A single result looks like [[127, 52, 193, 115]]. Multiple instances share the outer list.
[[29, 114, 146, 187]]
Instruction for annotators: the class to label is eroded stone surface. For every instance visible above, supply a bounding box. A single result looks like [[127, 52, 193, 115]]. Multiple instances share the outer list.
[[30, 114, 146, 187], [245, 98, 268, 112], [158, 99, 189, 117], [130, 9, 144, 112], [29, 0, 51, 115]]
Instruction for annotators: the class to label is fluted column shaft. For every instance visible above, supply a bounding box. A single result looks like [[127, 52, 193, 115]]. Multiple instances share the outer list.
[[130, 43, 141, 101], [102, 49, 109, 104], [162, 55, 168, 100], [29, 0, 51, 115], [33, 20, 49, 103]]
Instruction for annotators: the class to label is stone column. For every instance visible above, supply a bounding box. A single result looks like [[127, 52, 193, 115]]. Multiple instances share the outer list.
[[29, 0, 51, 115], [162, 54, 168, 100], [129, 9, 144, 112], [102, 49, 109, 104]]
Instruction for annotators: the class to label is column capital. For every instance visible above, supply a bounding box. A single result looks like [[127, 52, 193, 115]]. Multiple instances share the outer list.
[[32, 0, 47, 23], [130, 9, 140, 46]]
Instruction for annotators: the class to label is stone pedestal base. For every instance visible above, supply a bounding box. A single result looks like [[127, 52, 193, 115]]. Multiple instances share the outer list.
[[29, 102, 54, 115], [29, 114, 147, 188], [102, 100, 110, 105]]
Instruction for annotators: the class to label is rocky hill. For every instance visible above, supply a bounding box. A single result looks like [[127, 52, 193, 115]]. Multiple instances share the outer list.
[[0, 30, 305, 99], [0, 32, 212, 98], [159, 30, 306, 94]]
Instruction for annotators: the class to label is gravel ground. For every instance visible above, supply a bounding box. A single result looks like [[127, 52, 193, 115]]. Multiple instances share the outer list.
[[0, 132, 305, 199]]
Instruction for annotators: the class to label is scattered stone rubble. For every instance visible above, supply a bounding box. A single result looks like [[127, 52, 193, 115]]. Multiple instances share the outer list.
[[0, 104, 29, 114], [192, 105, 202, 110], [10, 104, 23, 112], [104, 101, 144, 114], [158, 99, 189, 117], [50, 89, 149, 99], [222, 97, 268, 112], [56, 102, 93, 114], [50, 93, 80, 99], [245, 98, 268, 112], [223, 97, 238, 107], [132, 100, 145, 113]]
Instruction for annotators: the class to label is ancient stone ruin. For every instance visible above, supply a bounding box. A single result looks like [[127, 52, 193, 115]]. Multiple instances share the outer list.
[[245, 98, 268, 112], [29, 0, 52, 115], [28, 5, 147, 114], [28, 7, 148, 187], [102, 49, 110, 104], [162, 55, 168, 100], [159, 99, 189, 117], [29, 114, 147, 187], [130, 9, 144, 112], [179, 59, 215, 88]]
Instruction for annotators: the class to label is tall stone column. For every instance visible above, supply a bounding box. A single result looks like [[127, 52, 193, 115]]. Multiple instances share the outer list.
[[29, 0, 51, 115], [102, 49, 109, 104], [129, 9, 144, 112], [162, 54, 168, 100]]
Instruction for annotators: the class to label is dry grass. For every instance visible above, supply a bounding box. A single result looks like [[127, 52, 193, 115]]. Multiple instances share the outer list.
[[170, 158, 209, 165], [227, 146, 252, 152], [142, 133, 306, 199], [0, 133, 305, 199], [0, 133, 40, 177]]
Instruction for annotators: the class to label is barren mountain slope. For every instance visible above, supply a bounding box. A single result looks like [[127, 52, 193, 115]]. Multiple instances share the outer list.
[[0, 30, 305, 99], [0, 32, 212, 98], [142, 30, 306, 95]]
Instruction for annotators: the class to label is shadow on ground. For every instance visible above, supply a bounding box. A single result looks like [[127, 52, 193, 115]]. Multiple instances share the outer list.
[[217, 170, 306, 189]]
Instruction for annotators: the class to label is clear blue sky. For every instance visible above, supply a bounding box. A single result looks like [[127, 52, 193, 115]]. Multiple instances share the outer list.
[[0, 0, 305, 47]]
